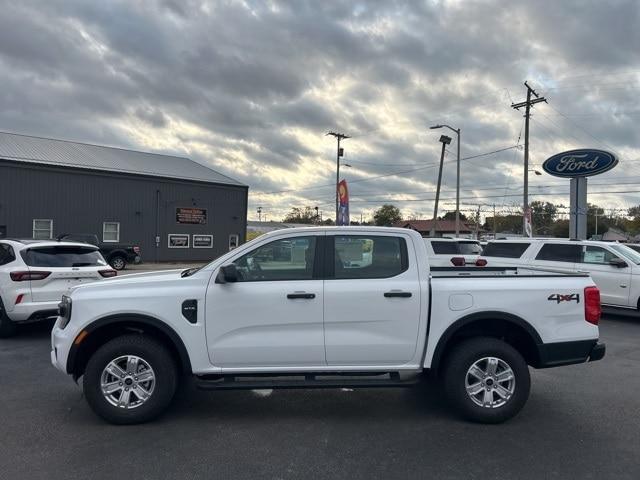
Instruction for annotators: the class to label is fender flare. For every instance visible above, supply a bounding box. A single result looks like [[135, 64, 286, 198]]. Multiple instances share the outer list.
[[429, 311, 543, 371], [66, 313, 192, 376]]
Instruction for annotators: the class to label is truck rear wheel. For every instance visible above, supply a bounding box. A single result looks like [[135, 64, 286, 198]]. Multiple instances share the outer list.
[[442, 337, 530, 424], [109, 256, 126, 270], [83, 334, 178, 424], [0, 299, 18, 338]]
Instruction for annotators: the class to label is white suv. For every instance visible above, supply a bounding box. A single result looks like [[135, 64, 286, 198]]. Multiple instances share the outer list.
[[423, 238, 484, 266], [0, 239, 116, 337], [480, 238, 640, 311]]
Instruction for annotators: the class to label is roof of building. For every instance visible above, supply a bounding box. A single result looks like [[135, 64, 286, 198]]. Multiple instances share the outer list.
[[394, 219, 478, 232], [0, 131, 246, 187]]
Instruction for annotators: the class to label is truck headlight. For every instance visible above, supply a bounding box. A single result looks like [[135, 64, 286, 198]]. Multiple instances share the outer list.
[[58, 295, 72, 329]]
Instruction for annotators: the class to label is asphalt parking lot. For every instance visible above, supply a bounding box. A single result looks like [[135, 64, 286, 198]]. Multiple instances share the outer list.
[[1, 314, 639, 480]]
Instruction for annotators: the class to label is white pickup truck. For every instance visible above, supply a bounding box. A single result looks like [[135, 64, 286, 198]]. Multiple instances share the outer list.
[[51, 227, 605, 425]]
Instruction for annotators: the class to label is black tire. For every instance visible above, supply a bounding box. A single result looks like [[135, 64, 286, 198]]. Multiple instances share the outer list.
[[109, 256, 127, 270], [0, 299, 18, 338], [83, 334, 178, 425], [442, 337, 530, 424]]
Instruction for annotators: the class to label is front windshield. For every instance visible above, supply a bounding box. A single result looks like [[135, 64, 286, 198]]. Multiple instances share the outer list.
[[610, 244, 640, 265]]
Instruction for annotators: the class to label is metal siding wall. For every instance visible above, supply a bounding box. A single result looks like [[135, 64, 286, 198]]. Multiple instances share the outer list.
[[0, 160, 247, 262]]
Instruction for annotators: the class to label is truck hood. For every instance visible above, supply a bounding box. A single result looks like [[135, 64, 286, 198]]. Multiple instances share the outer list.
[[70, 269, 184, 292]]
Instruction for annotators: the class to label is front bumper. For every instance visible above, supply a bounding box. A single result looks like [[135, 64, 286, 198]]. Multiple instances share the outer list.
[[536, 339, 606, 368], [51, 317, 75, 374]]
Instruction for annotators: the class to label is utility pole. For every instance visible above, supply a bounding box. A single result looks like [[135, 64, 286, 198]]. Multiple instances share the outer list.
[[430, 124, 461, 236], [326, 131, 350, 223], [431, 135, 452, 236], [512, 81, 547, 237], [493, 204, 497, 237]]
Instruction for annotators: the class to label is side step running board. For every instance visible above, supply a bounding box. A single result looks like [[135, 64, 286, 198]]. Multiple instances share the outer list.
[[194, 372, 421, 391]]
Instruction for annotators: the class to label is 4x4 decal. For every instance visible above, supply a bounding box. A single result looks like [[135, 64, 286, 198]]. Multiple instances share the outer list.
[[548, 293, 580, 304]]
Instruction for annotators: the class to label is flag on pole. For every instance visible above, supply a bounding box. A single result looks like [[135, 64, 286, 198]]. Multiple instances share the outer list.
[[337, 180, 350, 226], [524, 207, 532, 237]]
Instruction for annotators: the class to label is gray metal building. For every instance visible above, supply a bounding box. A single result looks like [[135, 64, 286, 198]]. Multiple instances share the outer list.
[[0, 132, 248, 262]]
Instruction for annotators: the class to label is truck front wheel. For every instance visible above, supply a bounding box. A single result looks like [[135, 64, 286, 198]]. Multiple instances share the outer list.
[[442, 337, 530, 424], [83, 334, 178, 424]]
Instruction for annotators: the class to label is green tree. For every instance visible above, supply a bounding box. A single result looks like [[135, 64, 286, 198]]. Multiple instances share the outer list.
[[530, 201, 557, 236], [552, 219, 570, 238], [282, 207, 317, 224], [442, 211, 468, 221], [373, 204, 402, 226]]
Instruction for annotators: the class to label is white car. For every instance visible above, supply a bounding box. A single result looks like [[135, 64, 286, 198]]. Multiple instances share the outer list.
[[0, 239, 116, 337], [51, 226, 604, 425], [480, 238, 640, 311], [423, 238, 485, 266]]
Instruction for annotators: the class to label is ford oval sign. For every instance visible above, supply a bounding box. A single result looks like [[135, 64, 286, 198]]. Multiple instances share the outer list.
[[542, 149, 617, 178]]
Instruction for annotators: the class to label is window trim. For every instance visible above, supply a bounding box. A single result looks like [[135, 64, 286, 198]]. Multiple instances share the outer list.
[[102, 222, 120, 243], [327, 235, 409, 280], [32, 219, 53, 240]]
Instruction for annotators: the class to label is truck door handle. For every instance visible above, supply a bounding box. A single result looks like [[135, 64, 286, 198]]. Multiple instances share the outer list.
[[384, 291, 412, 298], [287, 292, 316, 299]]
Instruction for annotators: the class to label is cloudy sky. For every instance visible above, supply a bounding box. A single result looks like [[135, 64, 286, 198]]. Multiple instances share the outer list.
[[0, 0, 638, 222]]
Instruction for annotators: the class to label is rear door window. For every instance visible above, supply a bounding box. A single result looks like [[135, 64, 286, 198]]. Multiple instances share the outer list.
[[535, 244, 581, 263], [430, 241, 459, 255], [333, 236, 408, 279], [21, 246, 107, 267], [482, 242, 530, 258]]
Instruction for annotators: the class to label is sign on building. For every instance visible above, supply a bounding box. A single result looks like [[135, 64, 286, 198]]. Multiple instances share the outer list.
[[176, 207, 207, 225]]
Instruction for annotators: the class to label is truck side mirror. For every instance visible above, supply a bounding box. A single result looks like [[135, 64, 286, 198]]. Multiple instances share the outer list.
[[609, 257, 628, 268], [216, 264, 239, 283]]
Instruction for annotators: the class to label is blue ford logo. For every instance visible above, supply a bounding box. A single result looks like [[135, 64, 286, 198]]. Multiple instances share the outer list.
[[542, 149, 617, 178]]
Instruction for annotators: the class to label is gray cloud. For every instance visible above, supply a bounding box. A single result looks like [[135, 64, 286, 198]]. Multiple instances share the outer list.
[[0, 0, 638, 222]]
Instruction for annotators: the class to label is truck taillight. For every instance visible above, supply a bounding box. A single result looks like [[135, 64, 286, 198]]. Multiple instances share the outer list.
[[475, 259, 487, 267], [133, 246, 141, 254], [584, 286, 601, 325], [450, 257, 465, 267], [10, 271, 51, 282], [99, 270, 118, 278]]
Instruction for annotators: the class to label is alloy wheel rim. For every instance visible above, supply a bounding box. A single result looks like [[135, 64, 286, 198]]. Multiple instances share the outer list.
[[465, 356, 515, 409], [100, 355, 156, 409], [112, 258, 124, 269]]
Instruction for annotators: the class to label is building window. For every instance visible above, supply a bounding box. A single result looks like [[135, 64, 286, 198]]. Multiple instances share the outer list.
[[33, 219, 53, 239], [229, 234, 239, 251], [103, 222, 120, 243]]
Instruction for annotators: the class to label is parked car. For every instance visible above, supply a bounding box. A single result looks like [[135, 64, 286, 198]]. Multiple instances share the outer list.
[[0, 239, 116, 337], [480, 238, 640, 311], [51, 226, 604, 425], [58, 234, 141, 271], [423, 237, 485, 266]]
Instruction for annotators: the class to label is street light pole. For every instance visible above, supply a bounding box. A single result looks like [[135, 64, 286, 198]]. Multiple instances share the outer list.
[[431, 135, 452, 237], [430, 124, 460, 237]]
